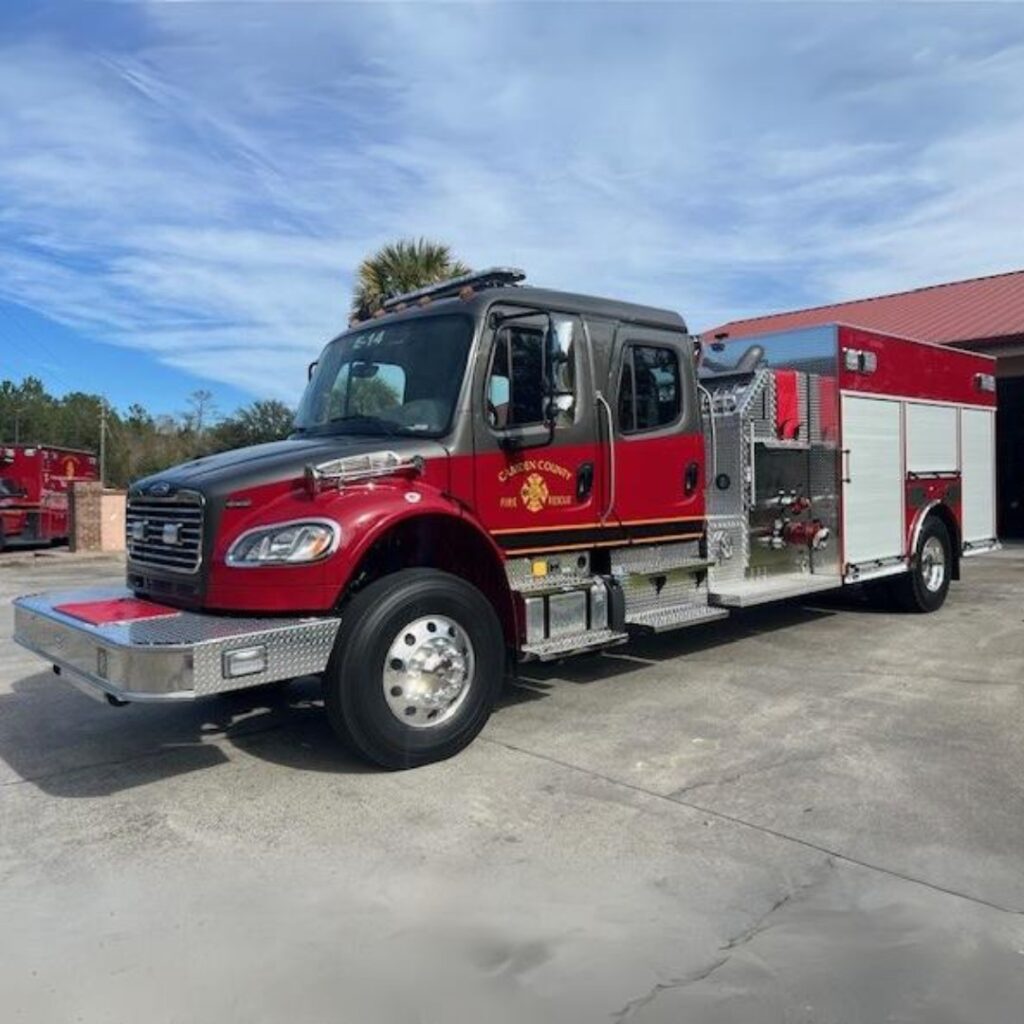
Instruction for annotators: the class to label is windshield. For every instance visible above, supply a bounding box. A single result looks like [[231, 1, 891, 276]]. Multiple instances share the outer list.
[[294, 313, 474, 438]]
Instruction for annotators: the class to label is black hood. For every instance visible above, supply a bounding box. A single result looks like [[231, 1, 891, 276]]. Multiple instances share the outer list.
[[131, 435, 448, 498]]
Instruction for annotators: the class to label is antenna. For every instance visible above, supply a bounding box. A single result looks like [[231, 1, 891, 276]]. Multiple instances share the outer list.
[[99, 397, 107, 487], [380, 267, 526, 311]]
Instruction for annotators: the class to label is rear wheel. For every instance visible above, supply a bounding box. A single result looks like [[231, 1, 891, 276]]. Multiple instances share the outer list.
[[324, 568, 505, 769], [891, 516, 952, 613]]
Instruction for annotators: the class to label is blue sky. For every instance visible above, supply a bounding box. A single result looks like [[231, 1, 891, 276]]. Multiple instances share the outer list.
[[1, 2, 1023, 418]]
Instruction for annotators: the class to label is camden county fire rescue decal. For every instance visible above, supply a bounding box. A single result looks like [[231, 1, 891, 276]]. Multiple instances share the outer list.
[[497, 459, 573, 513]]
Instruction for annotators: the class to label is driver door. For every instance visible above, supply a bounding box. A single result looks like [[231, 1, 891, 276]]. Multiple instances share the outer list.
[[471, 309, 607, 557]]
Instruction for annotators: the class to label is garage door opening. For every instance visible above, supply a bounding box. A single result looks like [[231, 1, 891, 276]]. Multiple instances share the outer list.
[[997, 376, 1024, 538]]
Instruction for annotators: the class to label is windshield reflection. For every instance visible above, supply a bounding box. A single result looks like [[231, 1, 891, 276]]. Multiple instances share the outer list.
[[294, 314, 474, 438]]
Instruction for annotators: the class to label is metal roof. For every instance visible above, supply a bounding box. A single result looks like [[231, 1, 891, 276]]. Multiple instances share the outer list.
[[702, 268, 1024, 347]]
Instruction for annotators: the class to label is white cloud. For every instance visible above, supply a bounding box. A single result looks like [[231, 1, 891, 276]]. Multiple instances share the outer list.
[[0, 3, 1022, 399]]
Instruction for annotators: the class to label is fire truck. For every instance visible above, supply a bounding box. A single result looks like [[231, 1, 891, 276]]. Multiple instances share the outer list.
[[14, 269, 999, 768], [0, 445, 98, 550]]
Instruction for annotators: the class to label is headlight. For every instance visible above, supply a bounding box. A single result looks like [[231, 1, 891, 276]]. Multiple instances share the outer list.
[[226, 519, 339, 566]]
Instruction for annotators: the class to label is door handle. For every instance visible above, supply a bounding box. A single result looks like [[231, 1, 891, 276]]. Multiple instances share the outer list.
[[576, 462, 595, 502], [683, 461, 700, 496]]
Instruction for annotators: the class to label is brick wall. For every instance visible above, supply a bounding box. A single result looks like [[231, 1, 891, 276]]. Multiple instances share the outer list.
[[70, 483, 126, 553]]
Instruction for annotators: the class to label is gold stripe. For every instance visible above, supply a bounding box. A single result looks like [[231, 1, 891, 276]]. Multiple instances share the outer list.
[[619, 515, 706, 527], [490, 515, 704, 536], [506, 531, 703, 555], [505, 538, 627, 554]]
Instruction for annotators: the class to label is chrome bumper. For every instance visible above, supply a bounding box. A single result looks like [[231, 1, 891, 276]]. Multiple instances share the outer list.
[[13, 587, 341, 703]]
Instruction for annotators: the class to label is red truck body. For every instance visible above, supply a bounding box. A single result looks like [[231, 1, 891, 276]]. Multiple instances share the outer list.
[[0, 445, 99, 549]]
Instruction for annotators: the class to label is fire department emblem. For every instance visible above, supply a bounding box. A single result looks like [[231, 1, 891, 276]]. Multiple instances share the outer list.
[[520, 473, 549, 513]]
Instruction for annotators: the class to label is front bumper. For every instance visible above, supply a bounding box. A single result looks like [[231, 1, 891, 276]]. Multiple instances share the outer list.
[[13, 587, 341, 703]]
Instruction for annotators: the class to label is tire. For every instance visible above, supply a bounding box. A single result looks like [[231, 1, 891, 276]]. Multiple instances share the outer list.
[[323, 568, 505, 769], [890, 516, 952, 613]]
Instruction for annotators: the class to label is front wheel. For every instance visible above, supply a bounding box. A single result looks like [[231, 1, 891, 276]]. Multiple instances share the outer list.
[[891, 516, 952, 613], [324, 569, 505, 769]]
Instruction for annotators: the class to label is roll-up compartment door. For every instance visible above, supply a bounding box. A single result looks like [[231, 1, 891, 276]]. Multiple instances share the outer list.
[[961, 408, 996, 542], [906, 402, 957, 474], [842, 395, 903, 565]]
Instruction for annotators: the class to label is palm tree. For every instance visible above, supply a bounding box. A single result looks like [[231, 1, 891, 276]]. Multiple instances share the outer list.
[[350, 238, 470, 320]]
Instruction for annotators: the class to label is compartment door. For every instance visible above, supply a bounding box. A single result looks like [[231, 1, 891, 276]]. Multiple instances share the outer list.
[[961, 407, 996, 543], [906, 403, 957, 474], [842, 395, 903, 566]]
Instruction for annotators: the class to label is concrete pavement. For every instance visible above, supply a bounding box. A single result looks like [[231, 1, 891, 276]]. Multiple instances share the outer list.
[[1, 549, 1022, 1022]]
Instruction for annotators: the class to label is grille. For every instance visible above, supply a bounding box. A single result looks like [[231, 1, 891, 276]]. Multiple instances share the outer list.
[[126, 494, 204, 573]]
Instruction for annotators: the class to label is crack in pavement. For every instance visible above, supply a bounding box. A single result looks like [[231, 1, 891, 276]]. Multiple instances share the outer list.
[[611, 861, 837, 1022], [482, 735, 1024, 916], [610, 957, 729, 1024], [672, 750, 826, 798]]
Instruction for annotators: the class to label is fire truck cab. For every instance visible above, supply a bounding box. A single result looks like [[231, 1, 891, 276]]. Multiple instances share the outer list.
[[14, 269, 999, 768]]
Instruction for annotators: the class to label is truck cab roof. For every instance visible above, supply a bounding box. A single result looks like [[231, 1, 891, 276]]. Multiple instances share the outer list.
[[356, 271, 688, 336]]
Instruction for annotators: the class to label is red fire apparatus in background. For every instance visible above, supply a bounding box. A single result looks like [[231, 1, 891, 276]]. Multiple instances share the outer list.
[[13, 269, 999, 768], [0, 445, 98, 550]]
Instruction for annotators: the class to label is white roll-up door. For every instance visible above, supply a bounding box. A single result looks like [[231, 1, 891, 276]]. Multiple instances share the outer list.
[[906, 402, 957, 474], [961, 408, 996, 542], [842, 395, 904, 565]]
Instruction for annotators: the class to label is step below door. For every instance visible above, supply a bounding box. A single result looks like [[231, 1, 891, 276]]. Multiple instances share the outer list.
[[841, 394, 903, 567]]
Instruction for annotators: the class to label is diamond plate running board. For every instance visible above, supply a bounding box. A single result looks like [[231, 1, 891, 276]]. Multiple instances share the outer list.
[[626, 603, 729, 634], [520, 628, 629, 662]]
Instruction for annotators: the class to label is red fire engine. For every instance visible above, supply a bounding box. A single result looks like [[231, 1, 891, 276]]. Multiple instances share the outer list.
[[0, 445, 99, 550], [14, 270, 999, 768]]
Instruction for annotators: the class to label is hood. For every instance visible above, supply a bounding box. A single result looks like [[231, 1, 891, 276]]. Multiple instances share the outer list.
[[130, 435, 449, 498]]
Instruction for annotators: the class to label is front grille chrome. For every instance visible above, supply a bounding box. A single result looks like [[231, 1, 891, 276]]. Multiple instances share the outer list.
[[126, 492, 204, 574]]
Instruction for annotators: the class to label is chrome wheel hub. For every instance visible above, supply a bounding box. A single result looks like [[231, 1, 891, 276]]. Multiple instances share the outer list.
[[920, 536, 946, 592], [382, 615, 475, 729]]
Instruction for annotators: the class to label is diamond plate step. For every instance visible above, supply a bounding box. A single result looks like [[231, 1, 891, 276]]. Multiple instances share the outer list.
[[513, 575, 597, 596], [610, 541, 707, 578], [520, 628, 629, 662], [709, 574, 841, 608], [619, 558, 714, 577], [626, 603, 729, 634]]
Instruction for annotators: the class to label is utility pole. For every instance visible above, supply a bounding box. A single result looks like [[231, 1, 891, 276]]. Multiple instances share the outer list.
[[99, 398, 107, 487]]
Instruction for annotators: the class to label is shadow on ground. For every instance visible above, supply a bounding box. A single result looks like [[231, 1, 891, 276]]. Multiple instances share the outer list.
[[0, 594, 852, 799]]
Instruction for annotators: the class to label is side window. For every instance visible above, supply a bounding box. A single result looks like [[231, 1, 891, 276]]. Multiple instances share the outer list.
[[486, 321, 579, 429], [487, 325, 545, 428], [618, 344, 681, 433], [617, 357, 635, 429]]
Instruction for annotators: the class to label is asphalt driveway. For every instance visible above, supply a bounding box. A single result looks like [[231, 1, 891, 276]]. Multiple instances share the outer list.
[[1, 548, 1022, 1023]]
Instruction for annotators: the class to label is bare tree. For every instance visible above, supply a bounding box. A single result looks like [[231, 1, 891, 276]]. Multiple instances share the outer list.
[[184, 389, 218, 435]]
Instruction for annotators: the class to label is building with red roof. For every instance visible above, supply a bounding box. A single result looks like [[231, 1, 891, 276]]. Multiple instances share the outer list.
[[702, 270, 1024, 536]]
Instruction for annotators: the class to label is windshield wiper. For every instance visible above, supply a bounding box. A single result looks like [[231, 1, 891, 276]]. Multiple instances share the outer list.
[[326, 414, 403, 436]]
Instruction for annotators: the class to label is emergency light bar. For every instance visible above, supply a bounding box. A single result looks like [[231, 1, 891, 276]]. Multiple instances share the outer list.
[[380, 267, 526, 312]]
